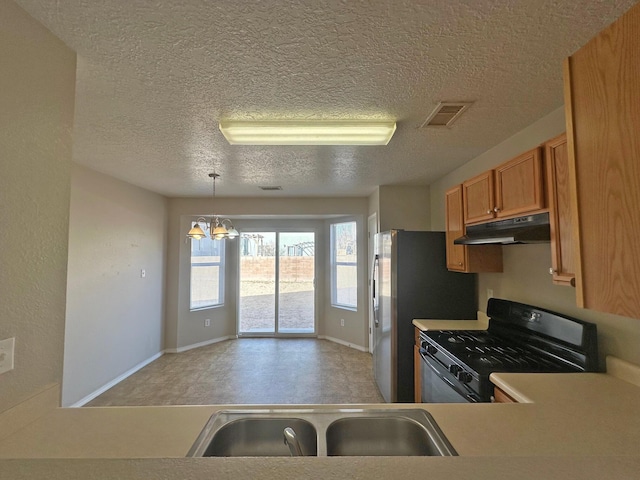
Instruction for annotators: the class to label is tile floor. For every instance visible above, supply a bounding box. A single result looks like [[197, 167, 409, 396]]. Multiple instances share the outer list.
[[86, 338, 385, 406]]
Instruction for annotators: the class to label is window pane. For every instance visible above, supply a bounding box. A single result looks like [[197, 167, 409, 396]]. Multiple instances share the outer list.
[[331, 221, 357, 309], [278, 232, 315, 333], [190, 228, 225, 309], [336, 264, 357, 307], [239, 232, 276, 333]]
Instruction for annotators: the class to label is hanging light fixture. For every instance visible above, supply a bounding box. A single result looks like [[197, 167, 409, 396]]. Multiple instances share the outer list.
[[186, 173, 239, 240]]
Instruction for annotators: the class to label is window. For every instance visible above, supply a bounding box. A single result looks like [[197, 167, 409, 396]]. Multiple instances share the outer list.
[[331, 221, 357, 309], [190, 227, 225, 310]]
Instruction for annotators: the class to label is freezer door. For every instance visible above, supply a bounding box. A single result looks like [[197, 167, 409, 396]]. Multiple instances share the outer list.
[[373, 231, 393, 402]]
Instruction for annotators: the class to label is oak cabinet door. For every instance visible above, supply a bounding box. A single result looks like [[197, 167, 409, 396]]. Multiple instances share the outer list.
[[445, 185, 466, 271], [414, 344, 422, 403], [445, 184, 503, 273], [545, 133, 575, 287], [492, 387, 517, 403], [494, 147, 544, 218], [563, 2, 640, 317], [463, 171, 494, 224]]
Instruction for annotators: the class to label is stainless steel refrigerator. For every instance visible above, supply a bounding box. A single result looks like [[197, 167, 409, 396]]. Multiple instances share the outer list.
[[372, 230, 477, 402]]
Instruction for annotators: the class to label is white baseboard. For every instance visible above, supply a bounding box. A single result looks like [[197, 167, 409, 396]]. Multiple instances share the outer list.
[[68, 351, 164, 408], [164, 335, 235, 354], [318, 335, 368, 352]]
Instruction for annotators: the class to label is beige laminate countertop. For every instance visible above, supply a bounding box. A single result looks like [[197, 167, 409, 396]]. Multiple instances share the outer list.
[[2, 367, 640, 479], [412, 319, 487, 331], [413, 311, 489, 331], [0, 405, 219, 458], [2, 373, 640, 458]]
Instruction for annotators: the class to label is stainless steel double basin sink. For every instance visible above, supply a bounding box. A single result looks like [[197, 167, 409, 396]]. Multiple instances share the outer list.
[[187, 408, 457, 457]]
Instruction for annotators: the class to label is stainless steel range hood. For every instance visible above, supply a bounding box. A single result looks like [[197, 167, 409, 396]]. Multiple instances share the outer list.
[[454, 212, 550, 245]]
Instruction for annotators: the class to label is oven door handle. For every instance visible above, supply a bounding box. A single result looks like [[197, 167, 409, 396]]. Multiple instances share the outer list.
[[420, 351, 481, 403]]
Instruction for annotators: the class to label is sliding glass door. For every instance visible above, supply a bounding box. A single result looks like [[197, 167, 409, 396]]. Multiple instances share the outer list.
[[238, 231, 315, 335], [278, 232, 315, 333], [238, 232, 277, 334]]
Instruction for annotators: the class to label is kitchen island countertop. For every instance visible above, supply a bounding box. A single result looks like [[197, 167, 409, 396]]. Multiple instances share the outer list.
[[1, 358, 640, 479]]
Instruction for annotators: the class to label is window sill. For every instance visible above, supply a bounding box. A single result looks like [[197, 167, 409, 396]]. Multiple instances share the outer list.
[[331, 304, 357, 312], [190, 304, 224, 312]]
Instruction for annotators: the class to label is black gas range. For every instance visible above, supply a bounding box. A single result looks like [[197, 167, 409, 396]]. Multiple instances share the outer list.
[[418, 298, 599, 403]]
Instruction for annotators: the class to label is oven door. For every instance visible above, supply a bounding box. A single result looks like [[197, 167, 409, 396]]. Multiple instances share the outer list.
[[420, 350, 481, 403]]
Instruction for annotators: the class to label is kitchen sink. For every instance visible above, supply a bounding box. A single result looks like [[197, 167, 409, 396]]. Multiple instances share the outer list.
[[200, 417, 317, 457], [187, 408, 457, 457], [325, 416, 447, 456]]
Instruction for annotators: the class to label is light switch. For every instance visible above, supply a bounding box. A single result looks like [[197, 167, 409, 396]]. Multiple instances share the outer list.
[[141, 269, 146, 278], [0, 338, 15, 375]]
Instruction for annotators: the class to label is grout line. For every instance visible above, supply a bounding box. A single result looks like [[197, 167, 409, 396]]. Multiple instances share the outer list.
[[87, 338, 383, 406]]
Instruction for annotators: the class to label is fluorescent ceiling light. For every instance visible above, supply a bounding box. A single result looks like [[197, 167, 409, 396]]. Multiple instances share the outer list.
[[219, 120, 397, 145]]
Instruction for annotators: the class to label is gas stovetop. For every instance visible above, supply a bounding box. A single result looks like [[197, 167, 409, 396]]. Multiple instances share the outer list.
[[426, 330, 574, 375], [419, 298, 600, 402]]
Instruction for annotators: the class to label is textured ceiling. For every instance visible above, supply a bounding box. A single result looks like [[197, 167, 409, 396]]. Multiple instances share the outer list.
[[14, 0, 639, 197]]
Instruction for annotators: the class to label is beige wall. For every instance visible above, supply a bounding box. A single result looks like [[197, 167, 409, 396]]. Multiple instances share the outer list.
[[367, 188, 380, 230], [165, 197, 369, 351], [62, 165, 168, 406], [429, 106, 640, 367], [0, 1, 76, 412], [375, 185, 431, 232]]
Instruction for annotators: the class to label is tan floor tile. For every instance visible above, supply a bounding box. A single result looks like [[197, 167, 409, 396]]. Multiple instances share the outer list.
[[87, 338, 384, 407]]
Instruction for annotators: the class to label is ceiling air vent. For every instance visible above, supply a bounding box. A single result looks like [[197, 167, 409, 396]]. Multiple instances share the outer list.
[[420, 102, 473, 128], [259, 186, 283, 191]]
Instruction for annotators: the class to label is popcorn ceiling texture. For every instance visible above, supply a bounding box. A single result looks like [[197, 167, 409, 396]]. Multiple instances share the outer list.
[[13, 0, 638, 197]]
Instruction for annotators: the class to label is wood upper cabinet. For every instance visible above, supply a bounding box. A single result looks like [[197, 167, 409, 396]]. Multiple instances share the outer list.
[[463, 148, 544, 225], [445, 184, 503, 273], [563, 2, 640, 318], [545, 133, 575, 287], [494, 148, 545, 218], [445, 185, 467, 271], [462, 171, 495, 224]]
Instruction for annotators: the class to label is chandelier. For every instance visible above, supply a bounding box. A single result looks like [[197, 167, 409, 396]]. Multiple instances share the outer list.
[[187, 173, 238, 240]]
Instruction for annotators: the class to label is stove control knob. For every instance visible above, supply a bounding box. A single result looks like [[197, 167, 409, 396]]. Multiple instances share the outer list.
[[420, 342, 437, 355], [456, 371, 473, 383], [448, 365, 461, 375]]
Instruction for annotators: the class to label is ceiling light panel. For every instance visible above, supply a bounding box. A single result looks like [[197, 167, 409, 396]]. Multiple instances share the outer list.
[[219, 120, 397, 145]]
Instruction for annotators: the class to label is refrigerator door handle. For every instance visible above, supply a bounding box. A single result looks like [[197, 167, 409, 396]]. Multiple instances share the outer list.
[[372, 254, 380, 327]]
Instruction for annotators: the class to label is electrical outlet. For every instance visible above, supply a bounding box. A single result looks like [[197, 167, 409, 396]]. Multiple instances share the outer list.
[[340, 318, 345, 327], [0, 338, 15, 375], [487, 289, 494, 299], [204, 319, 211, 327]]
